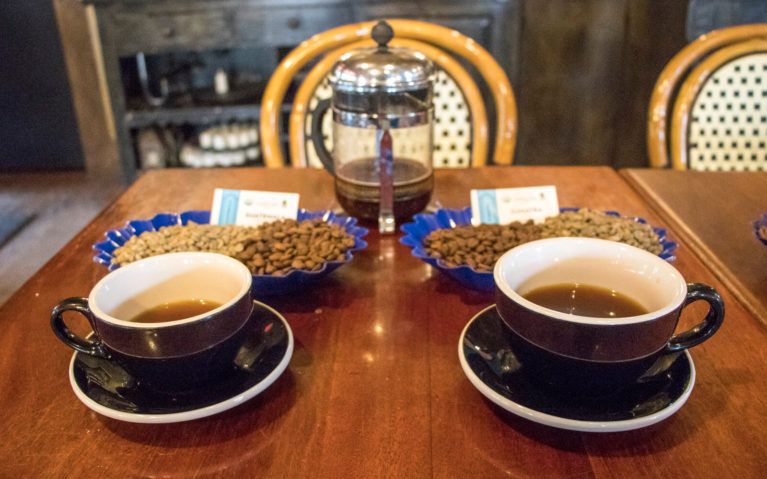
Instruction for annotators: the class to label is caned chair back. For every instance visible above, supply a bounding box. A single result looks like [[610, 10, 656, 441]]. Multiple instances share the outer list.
[[648, 24, 767, 170]]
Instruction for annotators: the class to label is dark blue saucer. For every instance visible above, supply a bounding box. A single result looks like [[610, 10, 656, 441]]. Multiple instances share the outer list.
[[68, 301, 293, 423], [459, 305, 695, 432]]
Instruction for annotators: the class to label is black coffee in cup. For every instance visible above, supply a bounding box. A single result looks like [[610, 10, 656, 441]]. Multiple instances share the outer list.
[[522, 283, 649, 318], [128, 299, 223, 324]]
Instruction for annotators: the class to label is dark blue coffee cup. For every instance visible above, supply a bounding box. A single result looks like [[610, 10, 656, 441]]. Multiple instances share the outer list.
[[51, 252, 254, 391], [494, 238, 724, 395]]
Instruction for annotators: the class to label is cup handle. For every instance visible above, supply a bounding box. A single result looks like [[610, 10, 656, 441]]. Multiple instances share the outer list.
[[50, 297, 110, 358], [667, 283, 724, 352]]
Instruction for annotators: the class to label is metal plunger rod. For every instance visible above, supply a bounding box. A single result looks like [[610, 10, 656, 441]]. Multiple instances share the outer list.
[[377, 128, 395, 234]]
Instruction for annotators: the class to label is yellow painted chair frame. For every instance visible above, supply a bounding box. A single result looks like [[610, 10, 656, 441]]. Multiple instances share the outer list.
[[648, 23, 767, 169], [260, 19, 517, 168]]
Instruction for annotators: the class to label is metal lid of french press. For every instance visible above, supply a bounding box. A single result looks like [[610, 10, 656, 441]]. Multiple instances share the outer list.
[[329, 21, 435, 94]]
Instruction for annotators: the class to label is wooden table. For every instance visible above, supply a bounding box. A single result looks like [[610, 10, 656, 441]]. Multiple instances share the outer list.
[[2, 167, 766, 477], [622, 169, 767, 324]]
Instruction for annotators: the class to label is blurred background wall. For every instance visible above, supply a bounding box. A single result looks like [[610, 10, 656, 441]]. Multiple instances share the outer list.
[[0, 0, 84, 171]]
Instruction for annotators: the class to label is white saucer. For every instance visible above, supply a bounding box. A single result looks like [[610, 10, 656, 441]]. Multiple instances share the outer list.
[[68, 301, 293, 424], [458, 305, 695, 433]]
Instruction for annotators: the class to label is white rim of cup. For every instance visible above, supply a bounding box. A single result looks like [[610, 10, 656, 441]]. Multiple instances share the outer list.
[[493, 237, 688, 326], [88, 252, 252, 329]]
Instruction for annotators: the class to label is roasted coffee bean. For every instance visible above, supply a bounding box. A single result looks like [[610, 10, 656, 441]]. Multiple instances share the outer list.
[[112, 217, 357, 275], [424, 221, 542, 272]]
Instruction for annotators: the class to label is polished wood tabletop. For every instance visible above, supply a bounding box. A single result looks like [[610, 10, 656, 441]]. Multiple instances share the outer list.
[[622, 169, 767, 324], [1, 167, 766, 477]]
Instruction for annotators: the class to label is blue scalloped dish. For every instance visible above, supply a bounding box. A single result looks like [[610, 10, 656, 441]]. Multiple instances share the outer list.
[[754, 213, 767, 247], [93, 209, 368, 294], [400, 207, 678, 292]]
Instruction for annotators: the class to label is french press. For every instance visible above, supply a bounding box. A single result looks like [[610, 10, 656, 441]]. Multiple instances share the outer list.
[[311, 21, 435, 233]]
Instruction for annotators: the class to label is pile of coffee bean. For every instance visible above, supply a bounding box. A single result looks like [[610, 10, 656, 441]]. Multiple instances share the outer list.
[[233, 218, 356, 275], [112, 218, 356, 275], [422, 209, 663, 272], [112, 223, 255, 265], [539, 209, 662, 254], [423, 221, 541, 271]]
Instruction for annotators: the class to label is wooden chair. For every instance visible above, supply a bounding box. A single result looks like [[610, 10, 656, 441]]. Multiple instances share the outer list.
[[648, 24, 767, 170], [260, 19, 517, 168]]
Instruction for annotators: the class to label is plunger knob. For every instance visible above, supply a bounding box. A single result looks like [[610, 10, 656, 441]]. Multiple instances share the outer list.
[[372, 20, 394, 49]]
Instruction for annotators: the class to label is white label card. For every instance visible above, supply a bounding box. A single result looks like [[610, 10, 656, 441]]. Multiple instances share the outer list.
[[470, 186, 559, 224], [210, 189, 299, 226]]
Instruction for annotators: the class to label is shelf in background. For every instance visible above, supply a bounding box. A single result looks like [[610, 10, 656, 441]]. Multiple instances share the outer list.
[[125, 105, 259, 128], [124, 104, 293, 128]]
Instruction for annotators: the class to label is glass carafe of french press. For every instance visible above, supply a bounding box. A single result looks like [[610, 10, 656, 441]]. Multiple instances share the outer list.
[[311, 21, 435, 233]]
